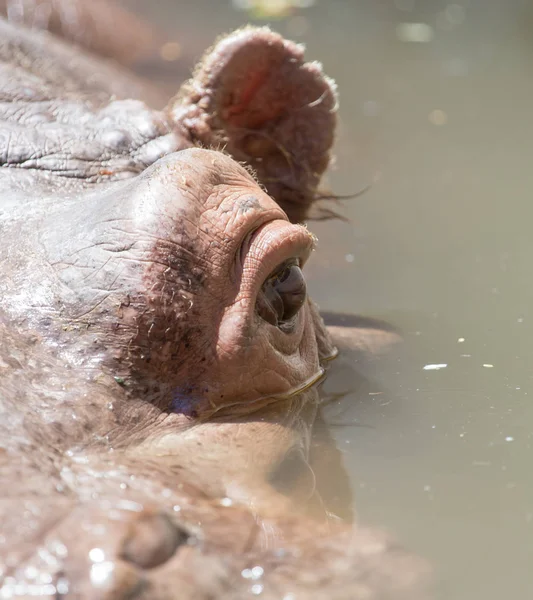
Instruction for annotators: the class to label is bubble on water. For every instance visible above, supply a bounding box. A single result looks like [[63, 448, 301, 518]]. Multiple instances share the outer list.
[[219, 497, 233, 507], [251, 583, 264, 595], [173, 505, 181, 512]]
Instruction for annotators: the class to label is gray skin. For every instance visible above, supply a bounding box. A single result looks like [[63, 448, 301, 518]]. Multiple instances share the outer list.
[[0, 10, 426, 600]]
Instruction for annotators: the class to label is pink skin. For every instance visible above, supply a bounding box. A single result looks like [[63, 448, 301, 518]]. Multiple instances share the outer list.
[[0, 15, 426, 600]]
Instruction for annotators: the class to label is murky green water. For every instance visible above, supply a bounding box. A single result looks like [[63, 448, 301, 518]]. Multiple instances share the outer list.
[[126, 1, 533, 597]]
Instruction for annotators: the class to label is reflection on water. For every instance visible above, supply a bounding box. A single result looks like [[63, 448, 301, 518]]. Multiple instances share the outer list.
[[125, 1, 533, 598]]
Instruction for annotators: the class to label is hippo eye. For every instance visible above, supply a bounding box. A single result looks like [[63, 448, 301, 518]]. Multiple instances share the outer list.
[[256, 259, 307, 330]]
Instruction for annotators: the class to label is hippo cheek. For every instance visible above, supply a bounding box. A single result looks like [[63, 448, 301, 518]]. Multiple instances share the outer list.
[[128, 394, 320, 516]]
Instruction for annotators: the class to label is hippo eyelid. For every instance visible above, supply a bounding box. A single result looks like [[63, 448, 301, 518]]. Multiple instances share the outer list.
[[238, 227, 259, 270]]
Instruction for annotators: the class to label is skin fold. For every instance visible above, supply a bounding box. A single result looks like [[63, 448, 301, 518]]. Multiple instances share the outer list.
[[0, 5, 426, 599]]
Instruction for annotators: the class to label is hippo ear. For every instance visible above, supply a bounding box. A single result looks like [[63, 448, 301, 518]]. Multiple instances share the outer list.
[[169, 27, 337, 223]]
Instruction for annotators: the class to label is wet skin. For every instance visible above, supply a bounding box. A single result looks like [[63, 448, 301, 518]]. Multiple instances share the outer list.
[[0, 6, 426, 599]]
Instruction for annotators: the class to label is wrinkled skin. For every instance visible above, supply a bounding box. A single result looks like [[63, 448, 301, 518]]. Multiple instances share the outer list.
[[0, 5, 426, 599]]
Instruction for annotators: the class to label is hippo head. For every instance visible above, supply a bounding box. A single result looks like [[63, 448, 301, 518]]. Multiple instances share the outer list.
[[0, 18, 342, 500], [0, 14, 424, 600]]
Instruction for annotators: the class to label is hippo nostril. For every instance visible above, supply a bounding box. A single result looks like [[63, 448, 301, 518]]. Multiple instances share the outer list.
[[119, 511, 189, 570], [256, 259, 307, 330]]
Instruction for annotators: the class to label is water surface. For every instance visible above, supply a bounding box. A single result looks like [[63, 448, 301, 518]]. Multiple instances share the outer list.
[[126, 1, 533, 597]]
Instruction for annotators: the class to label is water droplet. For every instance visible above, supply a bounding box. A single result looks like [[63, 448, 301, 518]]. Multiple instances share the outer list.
[[219, 497, 233, 507], [423, 363, 447, 371], [505, 436, 514, 442], [251, 583, 264, 595], [89, 548, 105, 563], [457, 337, 465, 343], [90, 562, 114, 587], [56, 578, 69, 595], [483, 364, 494, 368], [49, 540, 68, 558], [36, 572, 53, 585], [251, 566, 264, 579], [24, 566, 38, 580], [344, 253, 355, 263]]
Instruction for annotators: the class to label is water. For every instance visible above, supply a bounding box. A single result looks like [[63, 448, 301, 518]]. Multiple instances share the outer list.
[[125, 1, 533, 597]]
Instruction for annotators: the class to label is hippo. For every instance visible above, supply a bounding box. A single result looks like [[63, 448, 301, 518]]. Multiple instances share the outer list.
[[0, 4, 427, 599]]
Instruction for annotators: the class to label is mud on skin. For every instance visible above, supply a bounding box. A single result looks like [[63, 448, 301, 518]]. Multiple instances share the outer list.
[[0, 2, 428, 598]]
